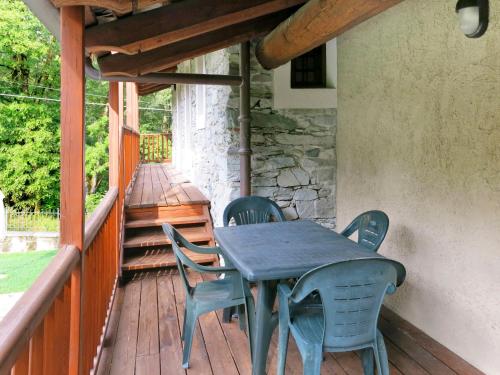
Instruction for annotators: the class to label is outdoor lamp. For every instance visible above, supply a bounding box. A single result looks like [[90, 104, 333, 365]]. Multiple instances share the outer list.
[[456, 0, 489, 38]]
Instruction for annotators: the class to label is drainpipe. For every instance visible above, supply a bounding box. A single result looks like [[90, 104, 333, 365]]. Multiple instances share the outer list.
[[239, 42, 252, 197]]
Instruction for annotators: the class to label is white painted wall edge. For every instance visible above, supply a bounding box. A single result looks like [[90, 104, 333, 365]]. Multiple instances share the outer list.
[[273, 39, 337, 109]]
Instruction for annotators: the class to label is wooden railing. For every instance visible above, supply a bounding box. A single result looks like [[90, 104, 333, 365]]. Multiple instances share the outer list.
[[123, 127, 140, 189], [140, 132, 172, 163], [0, 188, 120, 375]]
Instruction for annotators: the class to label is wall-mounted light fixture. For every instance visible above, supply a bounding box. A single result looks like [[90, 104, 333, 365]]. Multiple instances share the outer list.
[[456, 0, 489, 38]]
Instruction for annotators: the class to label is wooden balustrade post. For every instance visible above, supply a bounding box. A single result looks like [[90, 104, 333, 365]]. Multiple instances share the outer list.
[[109, 82, 121, 277], [60, 6, 85, 375]]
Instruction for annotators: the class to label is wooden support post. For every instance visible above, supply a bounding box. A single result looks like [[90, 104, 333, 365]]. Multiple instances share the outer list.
[[109, 82, 120, 188], [126, 82, 139, 132], [118, 82, 125, 282], [60, 5, 85, 375], [239, 41, 251, 197]]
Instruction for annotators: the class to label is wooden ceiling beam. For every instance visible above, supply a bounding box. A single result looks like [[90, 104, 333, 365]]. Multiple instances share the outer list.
[[85, 0, 306, 55], [97, 9, 296, 77], [51, 0, 167, 15], [256, 0, 403, 69], [137, 83, 171, 96]]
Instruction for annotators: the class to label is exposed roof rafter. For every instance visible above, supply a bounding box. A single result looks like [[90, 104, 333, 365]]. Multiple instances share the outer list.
[[97, 9, 296, 77], [85, 0, 306, 55]]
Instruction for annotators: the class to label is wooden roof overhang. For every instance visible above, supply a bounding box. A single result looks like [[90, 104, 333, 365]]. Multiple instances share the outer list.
[[36, 0, 403, 96]]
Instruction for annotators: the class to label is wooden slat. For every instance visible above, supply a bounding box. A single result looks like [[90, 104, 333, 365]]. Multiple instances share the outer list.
[[123, 226, 211, 248], [98, 10, 296, 77], [141, 164, 154, 206], [124, 215, 207, 229], [378, 318, 457, 375], [136, 278, 160, 375], [256, 0, 403, 69], [127, 162, 145, 207], [138, 83, 172, 96], [85, 0, 306, 54], [381, 308, 483, 375], [171, 273, 212, 375], [109, 281, 141, 375], [157, 276, 187, 375]]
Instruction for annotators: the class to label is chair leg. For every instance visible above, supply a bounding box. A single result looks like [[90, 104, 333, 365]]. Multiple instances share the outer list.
[[182, 310, 197, 369], [222, 306, 233, 323], [302, 348, 322, 375], [181, 307, 187, 341], [243, 296, 256, 361], [375, 330, 390, 375], [360, 348, 375, 375], [238, 304, 246, 331], [277, 322, 289, 375]]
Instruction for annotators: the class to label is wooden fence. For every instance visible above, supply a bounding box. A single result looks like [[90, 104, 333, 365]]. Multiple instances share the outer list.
[[140, 132, 172, 163], [0, 188, 119, 375]]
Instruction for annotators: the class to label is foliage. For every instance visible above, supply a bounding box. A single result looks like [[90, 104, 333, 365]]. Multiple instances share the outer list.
[[0, 0, 173, 212], [0, 250, 57, 293], [139, 89, 172, 133]]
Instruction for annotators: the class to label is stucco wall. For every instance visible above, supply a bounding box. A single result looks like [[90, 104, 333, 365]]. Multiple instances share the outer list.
[[337, 1, 500, 373]]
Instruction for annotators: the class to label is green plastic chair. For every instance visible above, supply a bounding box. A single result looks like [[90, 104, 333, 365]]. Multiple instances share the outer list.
[[223, 195, 286, 226], [222, 195, 286, 322], [340, 210, 389, 252], [277, 259, 399, 375], [162, 223, 255, 369]]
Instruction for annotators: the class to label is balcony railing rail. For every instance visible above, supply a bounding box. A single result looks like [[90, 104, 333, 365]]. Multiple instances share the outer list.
[[140, 132, 172, 163], [0, 187, 120, 375]]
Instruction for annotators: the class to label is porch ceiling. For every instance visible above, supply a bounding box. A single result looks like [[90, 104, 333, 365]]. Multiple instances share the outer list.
[[42, 0, 403, 95]]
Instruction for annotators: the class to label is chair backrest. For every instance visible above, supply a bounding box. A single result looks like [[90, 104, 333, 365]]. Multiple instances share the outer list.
[[340, 210, 389, 252], [162, 223, 196, 295], [290, 259, 398, 350], [223, 196, 286, 226]]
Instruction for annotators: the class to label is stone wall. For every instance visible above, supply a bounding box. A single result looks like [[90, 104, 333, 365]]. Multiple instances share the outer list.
[[172, 45, 336, 227]]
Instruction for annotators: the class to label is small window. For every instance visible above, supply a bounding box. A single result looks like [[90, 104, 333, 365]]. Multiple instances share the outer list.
[[290, 44, 326, 89]]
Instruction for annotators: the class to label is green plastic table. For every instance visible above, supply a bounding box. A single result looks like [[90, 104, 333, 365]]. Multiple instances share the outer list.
[[214, 220, 405, 375]]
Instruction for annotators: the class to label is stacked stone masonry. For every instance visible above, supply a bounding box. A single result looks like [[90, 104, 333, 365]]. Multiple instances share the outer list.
[[172, 45, 336, 228]]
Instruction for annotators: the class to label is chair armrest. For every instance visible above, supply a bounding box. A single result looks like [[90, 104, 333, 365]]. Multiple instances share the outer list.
[[190, 262, 238, 274], [183, 241, 224, 255]]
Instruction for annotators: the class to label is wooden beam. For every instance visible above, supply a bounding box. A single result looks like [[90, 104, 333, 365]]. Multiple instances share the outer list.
[[137, 83, 171, 96], [60, 6, 85, 375], [51, 0, 166, 15], [126, 82, 139, 131], [85, 0, 306, 55], [98, 9, 296, 77], [256, 0, 403, 69], [109, 82, 120, 187]]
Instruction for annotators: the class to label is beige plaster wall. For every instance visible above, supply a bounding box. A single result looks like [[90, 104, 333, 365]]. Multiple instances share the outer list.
[[336, 1, 500, 373]]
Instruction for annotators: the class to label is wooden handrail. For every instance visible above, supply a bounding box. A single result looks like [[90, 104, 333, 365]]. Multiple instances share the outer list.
[[140, 132, 172, 163], [122, 125, 140, 135], [0, 245, 80, 374], [84, 187, 119, 251]]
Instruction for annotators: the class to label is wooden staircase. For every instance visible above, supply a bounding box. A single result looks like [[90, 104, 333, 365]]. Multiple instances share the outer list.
[[121, 164, 217, 279]]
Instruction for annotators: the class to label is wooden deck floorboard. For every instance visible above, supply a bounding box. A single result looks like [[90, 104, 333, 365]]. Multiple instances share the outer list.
[[126, 164, 209, 208], [100, 271, 483, 375]]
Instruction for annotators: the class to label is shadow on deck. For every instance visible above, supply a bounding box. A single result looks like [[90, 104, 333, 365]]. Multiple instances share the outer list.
[[96, 271, 482, 375]]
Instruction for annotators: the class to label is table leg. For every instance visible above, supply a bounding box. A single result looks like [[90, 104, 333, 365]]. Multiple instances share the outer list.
[[252, 280, 277, 375]]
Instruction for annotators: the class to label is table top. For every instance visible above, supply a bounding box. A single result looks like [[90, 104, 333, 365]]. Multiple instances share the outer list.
[[214, 220, 406, 284]]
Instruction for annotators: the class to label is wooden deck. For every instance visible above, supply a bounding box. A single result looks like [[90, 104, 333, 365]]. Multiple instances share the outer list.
[[126, 163, 209, 209], [97, 271, 483, 375], [122, 163, 217, 276]]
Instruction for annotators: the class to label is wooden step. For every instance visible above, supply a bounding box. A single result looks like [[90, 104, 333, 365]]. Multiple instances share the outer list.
[[123, 226, 211, 248], [124, 215, 208, 229], [122, 248, 217, 271]]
